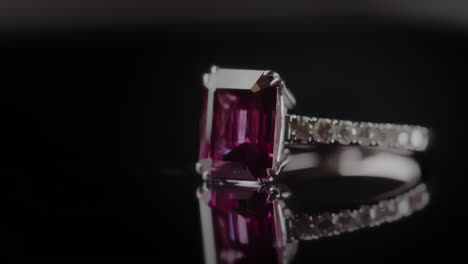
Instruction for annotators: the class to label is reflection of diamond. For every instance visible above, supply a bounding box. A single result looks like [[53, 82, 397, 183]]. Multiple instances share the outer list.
[[369, 205, 388, 226], [334, 211, 359, 232], [289, 184, 429, 241], [312, 119, 333, 143], [356, 206, 372, 227], [372, 203, 391, 225], [314, 213, 335, 236], [292, 214, 319, 240], [409, 192, 423, 211], [385, 199, 398, 221], [408, 185, 430, 211], [397, 195, 411, 216], [334, 121, 354, 145]]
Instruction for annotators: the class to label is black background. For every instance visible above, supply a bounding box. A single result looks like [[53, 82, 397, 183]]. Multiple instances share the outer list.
[[2, 14, 468, 259]]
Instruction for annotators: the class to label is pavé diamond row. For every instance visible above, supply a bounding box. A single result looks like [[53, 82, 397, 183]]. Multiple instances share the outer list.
[[286, 183, 429, 240], [285, 115, 429, 151]]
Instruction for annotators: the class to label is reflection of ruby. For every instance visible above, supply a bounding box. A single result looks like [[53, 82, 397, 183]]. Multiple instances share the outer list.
[[207, 186, 278, 264], [199, 87, 278, 181]]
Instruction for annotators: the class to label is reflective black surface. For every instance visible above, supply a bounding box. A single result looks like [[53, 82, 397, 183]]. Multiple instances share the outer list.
[[3, 17, 468, 259], [197, 179, 429, 264]]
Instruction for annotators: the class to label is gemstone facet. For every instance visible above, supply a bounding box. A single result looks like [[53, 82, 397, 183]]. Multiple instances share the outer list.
[[199, 68, 284, 181]]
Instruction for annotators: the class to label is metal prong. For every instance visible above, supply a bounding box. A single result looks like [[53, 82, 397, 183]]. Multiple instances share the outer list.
[[270, 184, 293, 199], [270, 78, 282, 86], [284, 87, 297, 109], [202, 171, 210, 181], [268, 149, 291, 178], [195, 162, 202, 174], [281, 191, 292, 199], [202, 73, 209, 85], [195, 186, 203, 199], [262, 70, 273, 76], [279, 148, 291, 166], [258, 176, 274, 185], [266, 168, 278, 178], [267, 190, 280, 203]]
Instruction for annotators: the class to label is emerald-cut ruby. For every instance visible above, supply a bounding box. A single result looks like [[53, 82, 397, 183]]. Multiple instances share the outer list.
[[198, 68, 284, 181]]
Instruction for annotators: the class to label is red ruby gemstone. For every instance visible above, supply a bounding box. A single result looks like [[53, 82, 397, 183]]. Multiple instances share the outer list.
[[199, 69, 282, 181], [198, 185, 286, 264]]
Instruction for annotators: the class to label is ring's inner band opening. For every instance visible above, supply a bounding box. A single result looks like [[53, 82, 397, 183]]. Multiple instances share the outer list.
[[274, 145, 422, 211]]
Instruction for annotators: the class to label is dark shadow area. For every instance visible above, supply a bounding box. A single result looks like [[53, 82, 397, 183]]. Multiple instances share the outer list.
[[2, 16, 467, 259]]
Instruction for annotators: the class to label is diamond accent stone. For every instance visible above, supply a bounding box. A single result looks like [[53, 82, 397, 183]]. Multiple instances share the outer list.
[[357, 123, 376, 146], [396, 125, 411, 149], [334, 121, 354, 145], [290, 116, 313, 143], [312, 119, 333, 143], [410, 127, 429, 150], [284, 115, 428, 151], [374, 124, 395, 147]]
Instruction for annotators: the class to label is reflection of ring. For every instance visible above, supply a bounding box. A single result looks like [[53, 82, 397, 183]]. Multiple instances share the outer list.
[[197, 181, 429, 264], [197, 66, 430, 183], [197, 184, 429, 263], [286, 183, 429, 241]]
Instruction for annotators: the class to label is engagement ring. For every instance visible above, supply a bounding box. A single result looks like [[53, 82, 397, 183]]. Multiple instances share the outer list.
[[196, 66, 430, 184]]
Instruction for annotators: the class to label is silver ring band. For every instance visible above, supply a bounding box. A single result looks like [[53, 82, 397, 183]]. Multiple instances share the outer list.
[[197, 66, 432, 183], [285, 114, 429, 151]]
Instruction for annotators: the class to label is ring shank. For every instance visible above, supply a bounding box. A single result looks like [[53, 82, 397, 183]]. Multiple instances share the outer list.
[[284, 114, 429, 151]]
